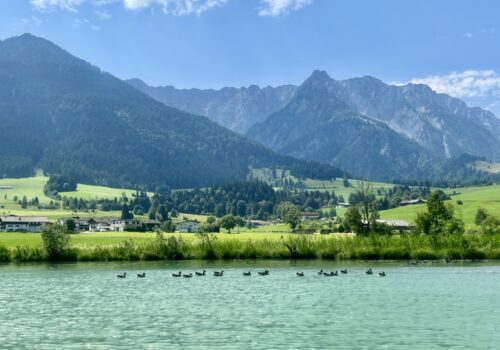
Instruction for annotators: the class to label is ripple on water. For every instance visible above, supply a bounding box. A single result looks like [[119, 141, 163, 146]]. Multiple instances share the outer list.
[[0, 261, 499, 349]]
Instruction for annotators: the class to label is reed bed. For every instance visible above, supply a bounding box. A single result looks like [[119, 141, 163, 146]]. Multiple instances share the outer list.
[[0, 233, 499, 262]]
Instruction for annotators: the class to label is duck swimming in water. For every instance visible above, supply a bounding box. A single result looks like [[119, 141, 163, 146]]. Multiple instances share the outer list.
[[379, 271, 386, 277], [243, 271, 251, 276], [340, 269, 348, 274], [117, 272, 127, 278], [195, 270, 206, 276], [183, 273, 193, 278], [366, 268, 373, 275], [214, 270, 224, 277], [137, 272, 146, 278], [258, 270, 270, 276], [317, 269, 323, 275], [172, 271, 182, 277], [296, 272, 304, 277]]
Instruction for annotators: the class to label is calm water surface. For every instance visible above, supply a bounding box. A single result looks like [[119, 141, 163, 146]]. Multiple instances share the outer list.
[[0, 261, 499, 349]]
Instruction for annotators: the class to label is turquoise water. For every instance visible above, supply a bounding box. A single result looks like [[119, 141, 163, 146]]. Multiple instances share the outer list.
[[0, 261, 499, 349]]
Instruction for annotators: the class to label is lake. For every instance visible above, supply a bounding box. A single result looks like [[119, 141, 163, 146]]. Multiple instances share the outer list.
[[0, 261, 499, 349]]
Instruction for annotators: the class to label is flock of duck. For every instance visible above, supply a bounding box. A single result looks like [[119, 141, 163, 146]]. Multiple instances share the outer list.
[[116, 268, 386, 278]]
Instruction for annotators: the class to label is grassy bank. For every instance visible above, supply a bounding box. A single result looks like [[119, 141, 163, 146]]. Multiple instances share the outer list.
[[1, 232, 499, 263]]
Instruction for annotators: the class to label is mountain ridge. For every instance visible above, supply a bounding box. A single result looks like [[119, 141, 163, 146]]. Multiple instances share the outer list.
[[0, 34, 345, 189]]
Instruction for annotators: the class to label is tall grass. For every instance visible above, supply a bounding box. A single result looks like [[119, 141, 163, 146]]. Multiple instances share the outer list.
[[1, 233, 499, 262]]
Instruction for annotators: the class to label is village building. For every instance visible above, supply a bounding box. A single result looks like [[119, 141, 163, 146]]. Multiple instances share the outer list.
[[377, 219, 412, 231], [177, 220, 199, 233], [245, 219, 272, 228], [110, 219, 143, 232], [299, 211, 320, 221], [0, 215, 50, 232], [142, 219, 161, 231], [336, 202, 351, 208], [399, 199, 426, 206]]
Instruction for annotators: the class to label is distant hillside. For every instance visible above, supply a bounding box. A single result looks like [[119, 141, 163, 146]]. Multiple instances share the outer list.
[[247, 71, 500, 182], [0, 34, 345, 189], [126, 78, 296, 133]]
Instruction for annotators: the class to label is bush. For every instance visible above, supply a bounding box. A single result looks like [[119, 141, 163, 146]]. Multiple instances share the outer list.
[[41, 224, 71, 260], [0, 245, 11, 262]]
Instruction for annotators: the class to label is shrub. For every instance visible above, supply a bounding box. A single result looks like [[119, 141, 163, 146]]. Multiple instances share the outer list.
[[0, 245, 11, 262], [41, 224, 71, 260]]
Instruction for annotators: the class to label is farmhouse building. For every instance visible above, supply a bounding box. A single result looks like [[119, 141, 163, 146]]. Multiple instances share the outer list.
[[177, 220, 199, 233], [300, 211, 320, 221], [0, 215, 50, 232], [399, 199, 426, 206]]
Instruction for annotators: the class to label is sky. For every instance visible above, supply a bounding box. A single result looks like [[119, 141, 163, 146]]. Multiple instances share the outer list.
[[1, 0, 500, 114]]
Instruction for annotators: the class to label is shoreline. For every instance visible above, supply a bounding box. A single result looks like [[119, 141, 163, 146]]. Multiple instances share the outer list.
[[1, 233, 499, 263]]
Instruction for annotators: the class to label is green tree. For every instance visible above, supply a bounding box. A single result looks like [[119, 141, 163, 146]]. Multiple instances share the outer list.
[[344, 206, 362, 234], [236, 200, 247, 217], [284, 207, 300, 232], [475, 208, 488, 225], [156, 204, 168, 222], [41, 224, 71, 260], [353, 181, 378, 232], [415, 190, 464, 235], [206, 216, 217, 225], [161, 219, 176, 233], [480, 215, 500, 235], [120, 203, 133, 220], [21, 195, 28, 209], [220, 214, 237, 233], [65, 219, 76, 232]]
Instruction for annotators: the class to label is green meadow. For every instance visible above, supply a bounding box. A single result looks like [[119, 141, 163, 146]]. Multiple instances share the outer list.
[[380, 184, 500, 229], [0, 175, 498, 230]]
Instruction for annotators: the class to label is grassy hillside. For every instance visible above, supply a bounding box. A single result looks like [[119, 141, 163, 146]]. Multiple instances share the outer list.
[[473, 161, 500, 174], [0, 176, 140, 219], [380, 185, 500, 229]]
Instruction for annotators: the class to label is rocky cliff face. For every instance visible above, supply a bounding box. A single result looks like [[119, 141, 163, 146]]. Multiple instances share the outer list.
[[127, 79, 296, 133]]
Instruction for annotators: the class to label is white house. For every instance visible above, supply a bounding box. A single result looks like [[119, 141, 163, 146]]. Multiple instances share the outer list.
[[0, 215, 50, 232], [110, 219, 142, 232], [177, 220, 199, 233]]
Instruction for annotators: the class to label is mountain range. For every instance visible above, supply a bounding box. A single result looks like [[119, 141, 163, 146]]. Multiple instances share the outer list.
[[0, 34, 343, 189], [132, 70, 500, 182], [127, 78, 297, 134]]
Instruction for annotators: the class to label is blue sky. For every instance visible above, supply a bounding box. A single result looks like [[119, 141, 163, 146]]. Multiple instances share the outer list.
[[1, 0, 500, 113]]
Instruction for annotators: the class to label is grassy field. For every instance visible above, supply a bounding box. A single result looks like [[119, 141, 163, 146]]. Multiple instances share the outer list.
[[0, 231, 299, 249], [472, 161, 500, 174], [0, 176, 147, 219], [380, 184, 500, 229]]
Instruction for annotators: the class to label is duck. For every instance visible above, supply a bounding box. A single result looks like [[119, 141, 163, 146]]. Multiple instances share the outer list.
[[366, 268, 373, 275], [172, 271, 182, 277], [214, 270, 224, 277], [340, 269, 348, 274], [323, 271, 338, 277], [379, 271, 386, 277], [296, 272, 304, 277], [195, 270, 206, 276], [183, 273, 193, 278], [137, 272, 146, 278], [258, 270, 270, 276], [243, 271, 251, 276], [117, 272, 127, 278], [317, 269, 323, 275]]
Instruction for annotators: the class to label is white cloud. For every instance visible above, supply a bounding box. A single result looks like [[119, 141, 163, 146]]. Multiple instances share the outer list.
[[95, 9, 112, 19], [399, 70, 500, 99], [20, 16, 43, 26], [259, 0, 312, 16], [31, 0, 311, 16], [30, 0, 86, 12], [123, 0, 227, 15]]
